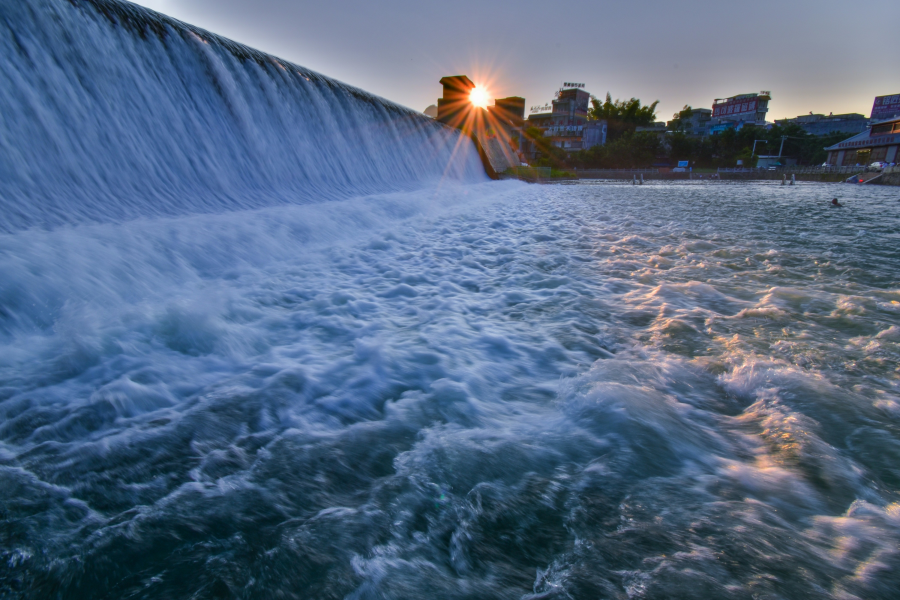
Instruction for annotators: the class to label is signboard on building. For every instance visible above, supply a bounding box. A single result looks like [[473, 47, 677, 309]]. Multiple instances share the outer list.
[[542, 125, 584, 137], [871, 94, 900, 120], [562, 82, 585, 89], [530, 103, 552, 114], [712, 96, 758, 119]]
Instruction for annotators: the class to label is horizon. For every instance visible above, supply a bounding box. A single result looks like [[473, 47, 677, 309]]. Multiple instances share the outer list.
[[132, 0, 898, 123]]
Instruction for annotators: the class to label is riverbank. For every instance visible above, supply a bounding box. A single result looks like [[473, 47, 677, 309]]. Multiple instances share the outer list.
[[502, 166, 900, 185], [876, 165, 900, 186]]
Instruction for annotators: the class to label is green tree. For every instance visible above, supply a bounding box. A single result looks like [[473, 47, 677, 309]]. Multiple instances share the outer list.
[[668, 105, 693, 132], [658, 118, 850, 168], [588, 93, 659, 140], [570, 131, 662, 169], [735, 146, 756, 167], [668, 131, 694, 162], [522, 126, 569, 168]]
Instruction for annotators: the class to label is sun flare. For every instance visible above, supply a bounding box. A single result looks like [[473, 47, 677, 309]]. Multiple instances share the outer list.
[[469, 85, 490, 109]]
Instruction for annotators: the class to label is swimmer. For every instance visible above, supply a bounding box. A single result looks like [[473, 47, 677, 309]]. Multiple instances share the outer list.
[[831, 198, 842, 207]]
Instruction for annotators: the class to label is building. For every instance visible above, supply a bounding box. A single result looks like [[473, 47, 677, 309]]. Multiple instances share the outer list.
[[522, 84, 607, 158], [708, 91, 771, 133], [685, 109, 711, 136], [527, 86, 590, 130], [775, 113, 868, 136], [666, 108, 711, 136], [635, 121, 668, 137], [824, 115, 900, 166]]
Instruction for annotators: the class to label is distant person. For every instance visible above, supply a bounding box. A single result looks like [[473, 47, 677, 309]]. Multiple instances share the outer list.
[[831, 198, 843, 207]]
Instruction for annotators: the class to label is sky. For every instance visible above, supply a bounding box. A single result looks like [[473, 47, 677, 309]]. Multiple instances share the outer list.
[[134, 0, 899, 123]]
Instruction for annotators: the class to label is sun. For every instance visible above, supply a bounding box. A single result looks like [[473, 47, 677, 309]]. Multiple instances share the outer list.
[[469, 85, 490, 109]]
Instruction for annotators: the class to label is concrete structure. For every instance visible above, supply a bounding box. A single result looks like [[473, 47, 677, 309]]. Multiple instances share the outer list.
[[423, 104, 438, 118], [709, 91, 770, 133], [666, 108, 711, 136], [877, 165, 900, 186], [488, 97, 525, 128], [522, 85, 607, 159], [550, 87, 591, 126], [524, 122, 607, 154], [437, 75, 476, 126], [755, 156, 797, 169], [775, 113, 868, 136], [635, 121, 667, 135], [824, 116, 900, 166], [435, 75, 520, 177]]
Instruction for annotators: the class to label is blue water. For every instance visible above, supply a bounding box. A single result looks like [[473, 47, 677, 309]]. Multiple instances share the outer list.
[[3, 2, 900, 599]]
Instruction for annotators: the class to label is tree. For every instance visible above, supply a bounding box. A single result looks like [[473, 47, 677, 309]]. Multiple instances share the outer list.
[[668, 131, 694, 161], [522, 126, 568, 168], [569, 131, 662, 169], [668, 105, 693, 132], [588, 93, 659, 125], [588, 93, 659, 140]]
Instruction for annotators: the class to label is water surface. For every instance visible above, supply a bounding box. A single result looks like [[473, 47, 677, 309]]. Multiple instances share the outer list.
[[3, 181, 899, 599]]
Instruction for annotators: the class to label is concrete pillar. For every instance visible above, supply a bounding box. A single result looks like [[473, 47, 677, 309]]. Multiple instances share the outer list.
[[437, 75, 476, 127]]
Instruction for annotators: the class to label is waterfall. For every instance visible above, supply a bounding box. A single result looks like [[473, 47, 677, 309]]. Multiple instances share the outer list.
[[0, 0, 485, 232]]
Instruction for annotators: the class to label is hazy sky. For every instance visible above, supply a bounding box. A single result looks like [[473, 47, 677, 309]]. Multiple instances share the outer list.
[[134, 0, 898, 122]]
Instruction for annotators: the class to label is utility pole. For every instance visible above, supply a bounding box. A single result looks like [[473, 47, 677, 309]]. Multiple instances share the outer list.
[[778, 135, 786, 158], [751, 139, 768, 165]]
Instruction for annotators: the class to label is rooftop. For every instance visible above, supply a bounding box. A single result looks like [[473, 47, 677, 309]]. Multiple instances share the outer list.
[[823, 116, 900, 151], [439, 75, 475, 94]]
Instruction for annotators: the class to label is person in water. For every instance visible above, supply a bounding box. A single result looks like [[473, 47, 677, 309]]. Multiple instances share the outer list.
[[831, 198, 843, 207]]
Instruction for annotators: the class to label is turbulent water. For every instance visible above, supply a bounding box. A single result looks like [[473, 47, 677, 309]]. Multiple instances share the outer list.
[[3, 180, 900, 599], [4, 1, 900, 599]]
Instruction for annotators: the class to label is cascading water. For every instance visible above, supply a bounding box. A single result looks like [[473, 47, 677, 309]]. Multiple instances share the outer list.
[[0, 0, 485, 232], [3, 2, 900, 600]]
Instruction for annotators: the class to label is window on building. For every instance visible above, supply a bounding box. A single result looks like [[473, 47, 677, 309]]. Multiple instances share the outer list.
[[872, 124, 893, 135]]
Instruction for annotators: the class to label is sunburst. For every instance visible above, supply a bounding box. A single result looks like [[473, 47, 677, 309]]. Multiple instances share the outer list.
[[469, 86, 490, 109]]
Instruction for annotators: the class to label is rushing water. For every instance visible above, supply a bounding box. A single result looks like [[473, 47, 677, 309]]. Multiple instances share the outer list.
[[3, 180, 900, 599], [0, 0, 483, 233], [4, 0, 900, 598]]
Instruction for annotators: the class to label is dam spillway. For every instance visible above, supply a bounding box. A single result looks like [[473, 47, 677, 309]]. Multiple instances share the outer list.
[[0, 0, 485, 232]]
